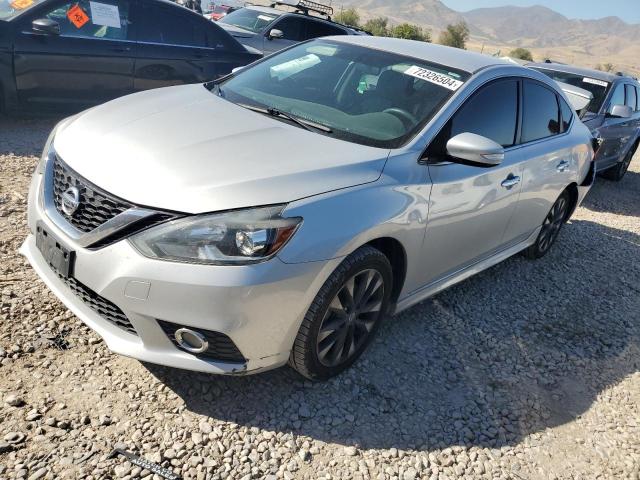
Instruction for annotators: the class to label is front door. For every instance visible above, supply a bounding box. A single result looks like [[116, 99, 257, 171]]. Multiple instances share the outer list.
[[13, 0, 134, 110], [419, 79, 524, 286], [596, 83, 630, 169], [262, 15, 305, 55]]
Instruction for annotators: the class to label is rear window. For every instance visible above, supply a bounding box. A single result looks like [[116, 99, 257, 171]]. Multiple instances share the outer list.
[[531, 67, 609, 114], [522, 81, 561, 143], [219, 7, 278, 33]]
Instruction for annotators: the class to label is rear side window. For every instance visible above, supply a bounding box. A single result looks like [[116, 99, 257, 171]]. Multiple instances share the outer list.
[[521, 81, 560, 143], [139, 6, 207, 47], [448, 79, 519, 148], [625, 84, 637, 111], [559, 96, 573, 132], [607, 84, 625, 113], [304, 20, 347, 39]]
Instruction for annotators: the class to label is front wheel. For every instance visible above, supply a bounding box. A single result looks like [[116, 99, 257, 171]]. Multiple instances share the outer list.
[[524, 190, 570, 259], [289, 246, 392, 381]]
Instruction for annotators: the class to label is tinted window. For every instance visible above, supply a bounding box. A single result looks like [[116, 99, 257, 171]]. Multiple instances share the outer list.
[[625, 84, 637, 111], [531, 68, 609, 114], [608, 84, 625, 113], [43, 0, 130, 40], [559, 96, 573, 132], [522, 81, 560, 143], [449, 80, 519, 148], [139, 6, 207, 47], [304, 19, 347, 39], [272, 16, 305, 41]]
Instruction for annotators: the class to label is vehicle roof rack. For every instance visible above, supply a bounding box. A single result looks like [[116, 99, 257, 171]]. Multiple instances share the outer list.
[[269, 0, 333, 18]]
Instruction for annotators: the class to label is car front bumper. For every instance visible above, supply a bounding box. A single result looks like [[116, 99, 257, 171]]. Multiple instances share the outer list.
[[21, 171, 340, 375]]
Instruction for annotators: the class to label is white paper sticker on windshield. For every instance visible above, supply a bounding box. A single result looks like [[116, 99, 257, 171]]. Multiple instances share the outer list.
[[583, 77, 608, 87], [404, 66, 463, 91], [270, 54, 320, 80], [89, 1, 121, 28], [258, 14, 276, 21]]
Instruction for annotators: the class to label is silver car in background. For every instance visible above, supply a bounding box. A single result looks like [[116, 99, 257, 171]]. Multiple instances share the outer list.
[[21, 37, 595, 380]]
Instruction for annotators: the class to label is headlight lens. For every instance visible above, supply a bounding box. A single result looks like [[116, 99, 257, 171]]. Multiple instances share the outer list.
[[130, 206, 302, 265]]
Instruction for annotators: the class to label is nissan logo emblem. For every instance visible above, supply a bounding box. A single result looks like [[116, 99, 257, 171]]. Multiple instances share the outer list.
[[61, 186, 80, 216]]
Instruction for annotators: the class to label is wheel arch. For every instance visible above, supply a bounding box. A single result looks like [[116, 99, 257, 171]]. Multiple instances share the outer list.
[[564, 182, 580, 221], [365, 237, 407, 308]]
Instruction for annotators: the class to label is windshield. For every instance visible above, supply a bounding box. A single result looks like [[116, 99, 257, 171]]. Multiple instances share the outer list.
[[0, 0, 47, 20], [218, 8, 278, 33], [531, 67, 610, 114], [215, 40, 470, 148]]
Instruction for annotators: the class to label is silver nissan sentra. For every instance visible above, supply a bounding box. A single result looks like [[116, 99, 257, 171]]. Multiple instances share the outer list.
[[21, 36, 595, 380]]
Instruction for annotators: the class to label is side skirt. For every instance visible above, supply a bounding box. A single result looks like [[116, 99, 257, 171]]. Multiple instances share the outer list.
[[393, 227, 541, 315]]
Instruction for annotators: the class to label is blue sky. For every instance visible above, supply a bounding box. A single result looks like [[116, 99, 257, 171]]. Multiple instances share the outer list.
[[441, 0, 640, 24]]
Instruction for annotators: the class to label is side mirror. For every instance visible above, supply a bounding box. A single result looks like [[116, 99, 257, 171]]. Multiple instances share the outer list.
[[607, 104, 633, 119], [32, 18, 60, 35], [446, 132, 505, 167], [267, 29, 284, 40]]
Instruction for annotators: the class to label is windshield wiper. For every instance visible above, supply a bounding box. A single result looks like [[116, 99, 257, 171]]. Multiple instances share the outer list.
[[236, 103, 333, 133]]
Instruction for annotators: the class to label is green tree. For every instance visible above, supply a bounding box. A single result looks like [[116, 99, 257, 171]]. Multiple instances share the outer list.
[[438, 21, 470, 49], [363, 16, 389, 37], [390, 23, 431, 42], [508, 48, 533, 62], [333, 8, 360, 27]]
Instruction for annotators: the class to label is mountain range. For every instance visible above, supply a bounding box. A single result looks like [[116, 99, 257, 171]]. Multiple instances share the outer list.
[[334, 0, 640, 75]]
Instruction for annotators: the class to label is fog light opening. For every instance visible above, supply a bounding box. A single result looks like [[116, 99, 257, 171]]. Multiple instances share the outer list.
[[174, 328, 209, 354]]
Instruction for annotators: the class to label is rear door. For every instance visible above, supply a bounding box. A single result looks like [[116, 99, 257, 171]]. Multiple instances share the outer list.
[[596, 82, 628, 169], [134, 1, 246, 90], [419, 78, 525, 286], [13, 0, 135, 109], [503, 80, 574, 242]]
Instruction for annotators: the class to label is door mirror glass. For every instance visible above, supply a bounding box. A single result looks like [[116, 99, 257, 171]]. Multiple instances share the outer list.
[[446, 132, 505, 167], [32, 18, 60, 35], [608, 104, 633, 119], [268, 28, 284, 40]]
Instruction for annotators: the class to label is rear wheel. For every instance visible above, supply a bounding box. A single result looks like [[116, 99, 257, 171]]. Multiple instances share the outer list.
[[601, 145, 636, 181], [524, 190, 570, 259], [289, 246, 392, 381]]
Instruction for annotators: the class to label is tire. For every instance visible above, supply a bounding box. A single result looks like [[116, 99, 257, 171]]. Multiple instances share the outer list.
[[289, 246, 393, 381], [524, 189, 571, 260], [600, 144, 636, 181]]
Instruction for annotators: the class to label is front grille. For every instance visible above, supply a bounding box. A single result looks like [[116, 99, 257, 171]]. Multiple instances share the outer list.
[[60, 274, 137, 335], [53, 156, 133, 232], [158, 320, 245, 363]]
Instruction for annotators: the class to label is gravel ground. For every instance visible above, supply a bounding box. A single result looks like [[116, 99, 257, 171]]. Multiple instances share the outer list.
[[1, 114, 639, 480]]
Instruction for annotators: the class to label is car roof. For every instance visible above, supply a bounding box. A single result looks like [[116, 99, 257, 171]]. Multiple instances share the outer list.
[[327, 36, 512, 73], [528, 62, 639, 84]]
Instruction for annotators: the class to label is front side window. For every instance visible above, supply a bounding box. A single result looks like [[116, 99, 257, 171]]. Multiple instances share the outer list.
[[521, 81, 560, 143], [607, 84, 626, 114], [218, 8, 278, 33], [625, 84, 637, 111], [42, 0, 129, 40], [271, 16, 305, 41], [139, 6, 207, 47], [448, 79, 519, 148], [531, 67, 609, 114], [304, 19, 346, 39], [215, 40, 470, 148]]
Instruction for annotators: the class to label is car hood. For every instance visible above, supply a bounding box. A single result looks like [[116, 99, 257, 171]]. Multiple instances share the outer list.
[[218, 23, 257, 39], [53, 84, 389, 214]]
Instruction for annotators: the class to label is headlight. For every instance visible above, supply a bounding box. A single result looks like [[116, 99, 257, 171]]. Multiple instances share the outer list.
[[130, 206, 302, 265]]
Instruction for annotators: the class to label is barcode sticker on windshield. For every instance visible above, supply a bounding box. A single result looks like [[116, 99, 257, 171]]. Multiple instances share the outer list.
[[404, 66, 463, 91], [583, 77, 608, 87]]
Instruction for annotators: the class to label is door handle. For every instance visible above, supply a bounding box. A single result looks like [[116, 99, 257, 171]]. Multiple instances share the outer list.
[[501, 175, 521, 189], [556, 160, 570, 172]]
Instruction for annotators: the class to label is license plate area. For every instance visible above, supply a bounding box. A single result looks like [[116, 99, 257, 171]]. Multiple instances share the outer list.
[[36, 221, 75, 278]]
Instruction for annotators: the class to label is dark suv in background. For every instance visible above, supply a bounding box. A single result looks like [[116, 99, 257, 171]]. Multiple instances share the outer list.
[[218, 0, 368, 55], [529, 63, 640, 181]]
